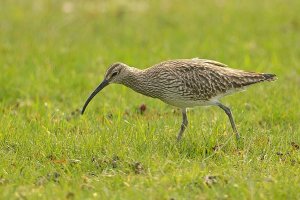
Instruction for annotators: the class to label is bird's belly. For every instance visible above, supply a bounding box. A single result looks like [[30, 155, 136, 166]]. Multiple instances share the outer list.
[[161, 97, 217, 108]]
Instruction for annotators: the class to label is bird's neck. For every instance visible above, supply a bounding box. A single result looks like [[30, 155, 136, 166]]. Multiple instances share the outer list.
[[121, 67, 157, 98]]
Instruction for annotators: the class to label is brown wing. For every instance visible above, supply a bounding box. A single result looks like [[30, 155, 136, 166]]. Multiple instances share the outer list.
[[151, 59, 276, 101]]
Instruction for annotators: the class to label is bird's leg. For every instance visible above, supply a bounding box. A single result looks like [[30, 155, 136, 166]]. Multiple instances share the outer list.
[[217, 103, 240, 140], [177, 108, 188, 141]]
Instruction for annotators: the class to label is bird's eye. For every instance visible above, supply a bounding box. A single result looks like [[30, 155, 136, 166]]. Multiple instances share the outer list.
[[111, 71, 118, 77]]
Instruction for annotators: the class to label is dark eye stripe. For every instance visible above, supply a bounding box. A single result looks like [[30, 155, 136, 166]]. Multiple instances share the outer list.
[[112, 71, 118, 77]]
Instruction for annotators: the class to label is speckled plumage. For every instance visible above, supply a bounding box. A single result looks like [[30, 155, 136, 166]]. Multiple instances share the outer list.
[[82, 58, 276, 141], [119, 59, 275, 108]]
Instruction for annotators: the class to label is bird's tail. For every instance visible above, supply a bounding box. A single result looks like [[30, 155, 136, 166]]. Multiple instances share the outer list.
[[229, 72, 277, 88], [262, 73, 277, 81]]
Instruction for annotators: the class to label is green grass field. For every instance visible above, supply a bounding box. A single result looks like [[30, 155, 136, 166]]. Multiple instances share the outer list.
[[1, 0, 300, 199]]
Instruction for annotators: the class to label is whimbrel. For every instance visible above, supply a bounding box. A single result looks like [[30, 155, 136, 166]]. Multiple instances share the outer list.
[[81, 59, 276, 141]]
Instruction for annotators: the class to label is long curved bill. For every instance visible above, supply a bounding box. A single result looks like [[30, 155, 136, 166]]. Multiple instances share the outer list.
[[81, 79, 109, 115]]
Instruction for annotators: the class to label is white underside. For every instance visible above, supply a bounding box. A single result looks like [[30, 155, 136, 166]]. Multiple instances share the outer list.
[[163, 98, 218, 108], [162, 87, 246, 108]]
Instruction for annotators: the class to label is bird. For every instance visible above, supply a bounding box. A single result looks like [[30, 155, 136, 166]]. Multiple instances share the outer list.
[[81, 58, 276, 141]]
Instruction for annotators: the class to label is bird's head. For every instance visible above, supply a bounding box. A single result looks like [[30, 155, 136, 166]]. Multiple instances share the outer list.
[[103, 62, 129, 84], [81, 62, 130, 114]]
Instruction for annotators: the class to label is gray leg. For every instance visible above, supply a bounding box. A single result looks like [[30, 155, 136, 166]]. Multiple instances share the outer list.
[[217, 103, 240, 140], [177, 108, 188, 141]]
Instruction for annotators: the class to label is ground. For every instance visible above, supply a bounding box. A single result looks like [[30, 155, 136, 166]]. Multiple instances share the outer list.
[[0, 0, 300, 199]]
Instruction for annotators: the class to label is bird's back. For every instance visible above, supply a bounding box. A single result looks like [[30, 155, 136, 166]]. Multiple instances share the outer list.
[[142, 59, 276, 107]]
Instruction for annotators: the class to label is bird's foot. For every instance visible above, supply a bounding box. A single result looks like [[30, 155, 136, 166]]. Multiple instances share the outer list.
[[235, 134, 244, 149], [176, 135, 182, 142]]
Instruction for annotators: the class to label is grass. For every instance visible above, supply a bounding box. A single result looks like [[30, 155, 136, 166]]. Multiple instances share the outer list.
[[1, 0, 300, 199]]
